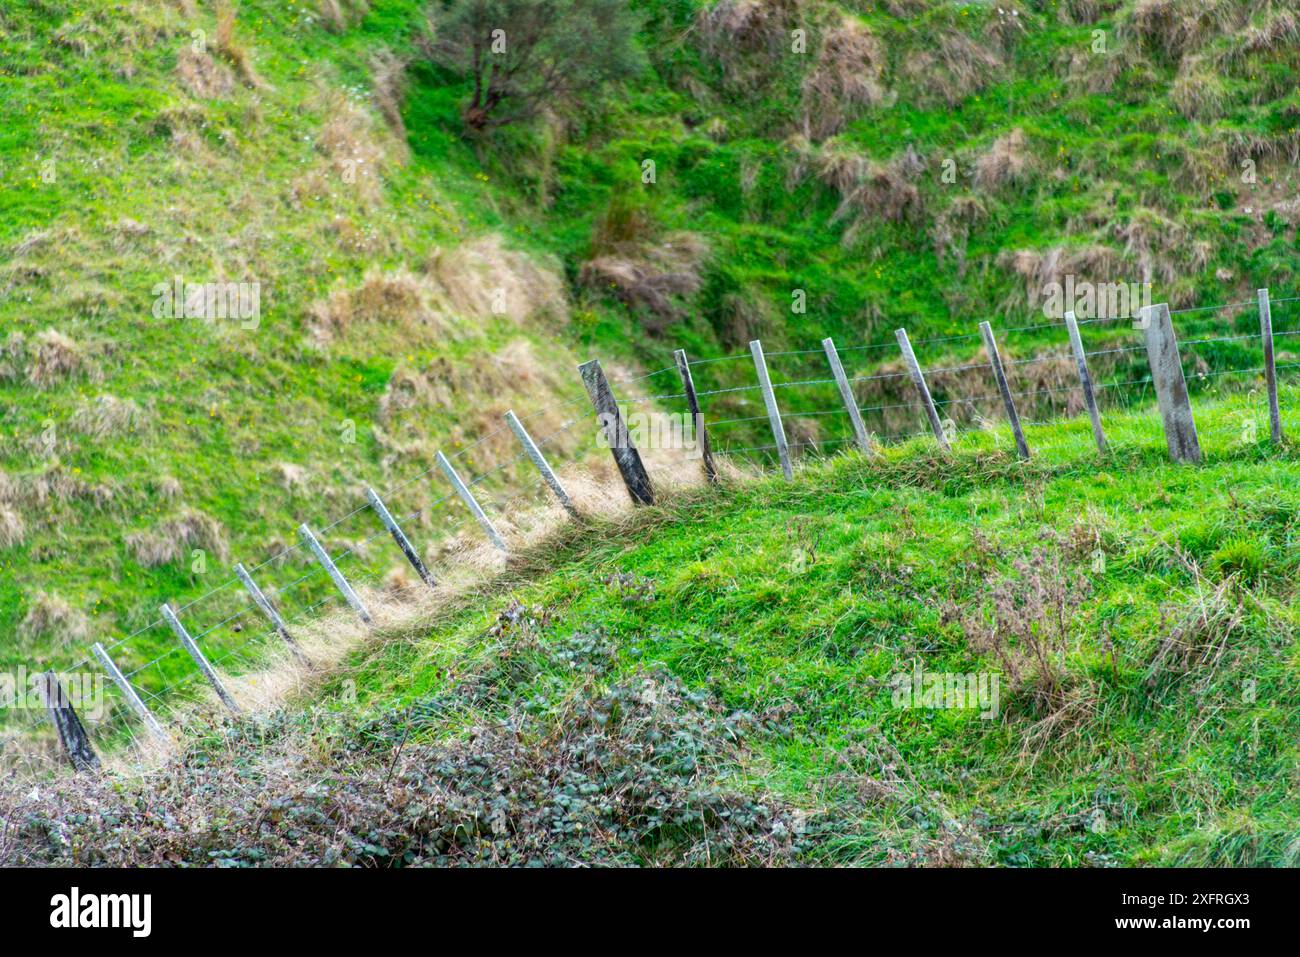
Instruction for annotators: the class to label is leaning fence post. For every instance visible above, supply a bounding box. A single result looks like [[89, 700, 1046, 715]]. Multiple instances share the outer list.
[[979, 322, 1030, 459], [436, 451, 509, 550], [578, 359, 655, 504], [366, 488, 437, 588], [504, 410, 580, 518], [161, 604, 241, 714], [1139, 303, 1202, 464], [39, 671, 100, 772], [1064, 310, 1107, 454], [822, 337, 872, 455], [92, 642, 168, 742], [1258, 288, 1282, 444], [896, 328, 950, 451], [234, 562, 303, 655], [749, 340, 793, 479], [299, 523, 374, 622], [673, 350, 718, 484]]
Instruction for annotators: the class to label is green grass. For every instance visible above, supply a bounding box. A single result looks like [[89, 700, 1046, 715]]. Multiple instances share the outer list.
[[274, 387, 1300, 867]]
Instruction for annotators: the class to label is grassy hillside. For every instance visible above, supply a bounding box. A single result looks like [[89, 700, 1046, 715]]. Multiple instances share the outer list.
[[2, 0, 1300, 778], [5, 389, 1297, 866]]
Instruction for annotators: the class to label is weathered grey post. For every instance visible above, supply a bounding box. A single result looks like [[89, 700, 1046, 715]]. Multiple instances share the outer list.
[[504, 410, 580, 518], [162, 604, 241, 714], [1139, 303, 1202, 463], [673, 350, 718, 484], [39, 671, 100, 772], [822, 337, 872, 455], [234, 562, 302, 653], [896, 328, 950, 451], [436, 451, 508, 550], [979, 322, 1030, 460], [578, 359, 655, 505], [366, 488, 437, 589], [92, 642, 167, 742], [299, 523, 374, 622], [1258, 288, 1282, 444], [749, 340, 793, 479], [1064, 310, 1107, 454]]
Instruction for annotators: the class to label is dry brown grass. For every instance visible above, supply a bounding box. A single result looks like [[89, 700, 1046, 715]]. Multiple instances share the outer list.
[[176, 46, 234, 99], [697, 0, 806, 86], [800, 14, 888, 140], [18, 592, 92, 646], [27, 329, 94, 388], [318, 0, 371, 33], [369, 47, 408, 143], [901, 30, 1002, 107], [214, 0, 264, 88], [125, 509, 230, 567], [579, 232, 709, 333], [0, 503, 24, 550], [973, 128, 1034, 191], [70, 394, 144, 439]]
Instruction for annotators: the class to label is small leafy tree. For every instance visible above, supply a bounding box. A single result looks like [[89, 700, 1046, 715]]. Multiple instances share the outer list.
[[424, 0, 645, 132]]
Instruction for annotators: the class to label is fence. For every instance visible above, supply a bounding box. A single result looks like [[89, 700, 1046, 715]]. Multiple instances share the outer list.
[[3, 288, 1297, 776]]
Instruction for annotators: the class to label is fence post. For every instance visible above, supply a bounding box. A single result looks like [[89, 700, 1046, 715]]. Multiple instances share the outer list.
[[504, 410, 580, 517], [92, 642, 168, 742], [234, 562, 303, 655], [436, 451, 509, 549], [979, 322, 1030, 459], [366, 488, 437, 588], [1258, 288, 1283, 444], [749, 340, 793, 479], [39, 671, 100, 772], [822, 337, 872, 455], [578, 359, 655, 504], [1064, 310, 1107, 454], [895, 328, 950, 451], [161, 604, 241, 715], [673, 350, 718, 484], [1139, 303, 1202, 463], [299, 523, 374, 622]]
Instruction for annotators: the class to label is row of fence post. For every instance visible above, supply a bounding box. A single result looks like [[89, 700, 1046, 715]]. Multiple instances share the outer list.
[[31, 289, 1288, 773]]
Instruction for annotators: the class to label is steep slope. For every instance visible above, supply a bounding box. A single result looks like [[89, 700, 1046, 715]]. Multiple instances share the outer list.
[[5, 389, 1298, 866]]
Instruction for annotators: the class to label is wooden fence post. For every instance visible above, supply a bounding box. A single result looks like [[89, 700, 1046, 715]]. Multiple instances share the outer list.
[[299, 523, 374, 622], [366, 488, 437, 589], [749, 340, 793, 479], [673, 350, 718, 484], [162, 604, 241, 715], [822, 337, 872, 455], [234, 562, 303, 655], [39, 671, 100, 772], [1258, 288, 1283, 444], [436, 451, 509, 550], [92, 642, 168, 742], [1139, 303, 1202, 463], [578, 359, 655, 504], [896, 328, 950, 451], [1064, 310, 1107, 454], [504, 410, 580, 517], [979, 322, 1030, 459]]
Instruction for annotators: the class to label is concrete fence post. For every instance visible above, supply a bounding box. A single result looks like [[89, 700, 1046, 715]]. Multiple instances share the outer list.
[[979, 322, 1030, 459], [578, 359, 655, 504], [234, 562, 303, 655], [505, 410, 580, 517], [749, 340, 793, 479], [92, 642, 168, 742], [299, 523, 374, 622], [366, 488, 437, 589], [896, 328, 950, 451], [1139, 303, 1202, 463], [1064, 310, 1107, 454], [436, 451, 509, 550], [822, 337, 872, 455], [1258, 288, 1283, 444], [162, 604, 241, 714]]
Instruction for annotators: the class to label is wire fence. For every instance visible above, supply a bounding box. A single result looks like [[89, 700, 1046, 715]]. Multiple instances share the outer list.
[[5, 290, 1297, 777]]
